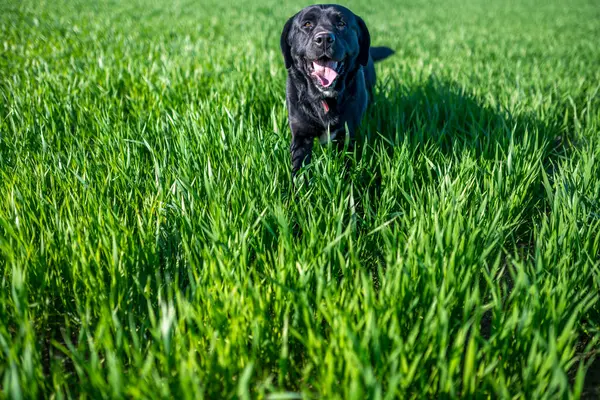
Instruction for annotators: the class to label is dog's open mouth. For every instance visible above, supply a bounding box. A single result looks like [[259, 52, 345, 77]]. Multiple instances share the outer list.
[[308, 58, 344, 88]]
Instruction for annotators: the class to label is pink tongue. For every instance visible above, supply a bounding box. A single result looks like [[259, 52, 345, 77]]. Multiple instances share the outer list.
[[311, 61, 338, 87]]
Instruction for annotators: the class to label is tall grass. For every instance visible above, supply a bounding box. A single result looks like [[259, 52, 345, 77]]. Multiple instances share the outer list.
[[1, 0, 599, 398]]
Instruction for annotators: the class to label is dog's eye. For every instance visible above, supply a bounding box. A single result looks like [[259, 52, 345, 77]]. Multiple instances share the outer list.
[[337, 21, 346, 28], [302, 21, 312, 28]]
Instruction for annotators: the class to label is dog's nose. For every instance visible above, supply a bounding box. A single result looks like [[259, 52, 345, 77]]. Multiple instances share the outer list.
[[313, 32, 335, 47]]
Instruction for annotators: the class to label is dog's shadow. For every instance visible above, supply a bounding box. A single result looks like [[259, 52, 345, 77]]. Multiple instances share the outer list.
[[346, 76, 569, 220], [360, 76, 567, 161], [346, 75, 575, 283]]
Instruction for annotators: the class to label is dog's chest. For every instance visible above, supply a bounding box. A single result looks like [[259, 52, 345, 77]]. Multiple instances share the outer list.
[[316, 94, 367, 143], [318, 126, 345, 144]]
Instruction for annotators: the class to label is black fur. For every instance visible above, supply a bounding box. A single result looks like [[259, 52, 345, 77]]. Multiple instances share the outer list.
[[280, 4, 393, 173]]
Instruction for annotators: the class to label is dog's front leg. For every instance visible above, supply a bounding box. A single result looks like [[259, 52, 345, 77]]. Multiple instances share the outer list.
[[290, 133, 314, 174]]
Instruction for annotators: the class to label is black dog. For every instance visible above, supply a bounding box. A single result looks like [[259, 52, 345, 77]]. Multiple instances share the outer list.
[[280, 4, 393, 173]]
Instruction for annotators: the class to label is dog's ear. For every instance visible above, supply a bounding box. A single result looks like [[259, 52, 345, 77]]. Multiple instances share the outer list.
[[280, 16, 295, 69], [355, 15, 371, 66]]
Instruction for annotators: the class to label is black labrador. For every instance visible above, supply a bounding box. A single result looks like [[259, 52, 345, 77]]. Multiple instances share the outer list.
[[280, 4, 393, 173]]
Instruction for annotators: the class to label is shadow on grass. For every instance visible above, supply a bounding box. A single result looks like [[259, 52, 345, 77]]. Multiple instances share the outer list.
[[342, 77, 562, 273], [582, 356, 600, 399], [360, 75, 569, 171], [350, 75, 570, 254]]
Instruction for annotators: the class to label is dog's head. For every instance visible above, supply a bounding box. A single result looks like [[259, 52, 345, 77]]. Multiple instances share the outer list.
[[280, 5, 370, 97]]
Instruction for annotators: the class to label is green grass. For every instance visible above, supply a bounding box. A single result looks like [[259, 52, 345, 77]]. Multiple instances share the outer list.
[[1, 0, 600, 398]]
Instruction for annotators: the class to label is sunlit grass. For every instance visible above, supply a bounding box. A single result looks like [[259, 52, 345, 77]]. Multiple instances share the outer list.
[[1, 0, 599, 398]]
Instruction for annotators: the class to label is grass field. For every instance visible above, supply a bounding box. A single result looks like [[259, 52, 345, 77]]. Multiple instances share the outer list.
[[1, 0, 600, 398]]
